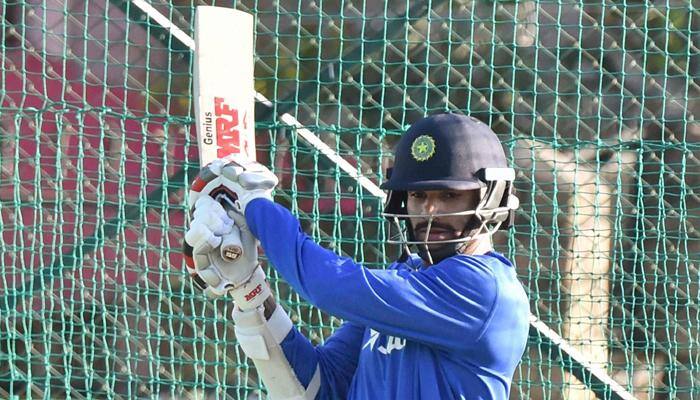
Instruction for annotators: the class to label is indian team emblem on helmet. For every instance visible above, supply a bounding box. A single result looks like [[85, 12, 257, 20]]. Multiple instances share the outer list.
[[410, 135, 436, 161]]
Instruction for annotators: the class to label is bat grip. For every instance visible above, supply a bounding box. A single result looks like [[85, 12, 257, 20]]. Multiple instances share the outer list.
[[213, 192, 244, 262]]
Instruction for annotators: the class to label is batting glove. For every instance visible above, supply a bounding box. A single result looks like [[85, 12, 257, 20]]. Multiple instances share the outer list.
[[188, 156, 278, 217], [183, 196, 271, 310]]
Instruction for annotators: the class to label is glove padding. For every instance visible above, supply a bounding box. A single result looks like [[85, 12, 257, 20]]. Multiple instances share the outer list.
[[184, 196, 259, 297], [188, 156, 278, 216]]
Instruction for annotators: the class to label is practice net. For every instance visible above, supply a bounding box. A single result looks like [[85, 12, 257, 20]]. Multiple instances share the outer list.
[[0, 1, 697, 399]]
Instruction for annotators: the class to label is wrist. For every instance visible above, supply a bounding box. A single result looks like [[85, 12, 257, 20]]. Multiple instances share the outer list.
[[262, 295, 277, 320], [238, 192, 273, 214], [229, 266, 272, 311]]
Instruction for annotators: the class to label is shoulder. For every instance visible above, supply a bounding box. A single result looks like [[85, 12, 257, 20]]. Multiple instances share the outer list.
[[410, 255, 497, 301], [429, 253, 504, 281], [389, 253, 514, 300], [423, 253, 516, 305], [390, 253, 506, 287]]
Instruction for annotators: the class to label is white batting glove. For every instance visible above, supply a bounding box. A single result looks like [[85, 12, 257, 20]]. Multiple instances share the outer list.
[[188, 156, 278, 216], [183, 196, 271, 309]]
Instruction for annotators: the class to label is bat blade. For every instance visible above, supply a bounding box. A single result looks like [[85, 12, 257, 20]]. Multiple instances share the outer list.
[[193, 6, 256, 166], [193, 6, 256, 264]]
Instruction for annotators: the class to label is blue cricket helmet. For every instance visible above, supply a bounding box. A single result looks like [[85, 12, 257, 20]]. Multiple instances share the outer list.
[[381, 113, 508, 191], [381, 113, 517, 234]]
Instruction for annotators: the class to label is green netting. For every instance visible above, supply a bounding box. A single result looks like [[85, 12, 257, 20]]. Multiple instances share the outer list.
[[1, 0, 698, 398]]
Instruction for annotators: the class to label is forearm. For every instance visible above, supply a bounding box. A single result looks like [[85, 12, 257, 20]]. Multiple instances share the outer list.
[[232, 290, 321, 399], [234, 289, 361, 399], [244, 198, 343, 304], [243, 201, 369, 396], [244, 198, 390, 318], [246, 294, 319, 387]]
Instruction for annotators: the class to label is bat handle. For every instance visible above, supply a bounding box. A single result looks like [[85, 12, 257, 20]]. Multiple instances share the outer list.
[[220, 228, 243, 262], [209, 192, 245, 261]]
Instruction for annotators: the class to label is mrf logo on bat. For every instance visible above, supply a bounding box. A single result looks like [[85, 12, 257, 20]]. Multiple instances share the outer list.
[[201, 96, 250, 158]]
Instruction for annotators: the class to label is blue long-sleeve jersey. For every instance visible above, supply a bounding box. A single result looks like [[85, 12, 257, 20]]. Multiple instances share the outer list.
[[245, 198, 530, 399]]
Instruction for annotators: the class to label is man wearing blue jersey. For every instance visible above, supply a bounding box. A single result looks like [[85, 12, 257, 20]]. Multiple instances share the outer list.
[[184, 113, 530, 399]]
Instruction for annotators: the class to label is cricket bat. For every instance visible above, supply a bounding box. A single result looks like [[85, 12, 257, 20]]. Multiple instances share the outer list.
[[193, 6, 256, 261]]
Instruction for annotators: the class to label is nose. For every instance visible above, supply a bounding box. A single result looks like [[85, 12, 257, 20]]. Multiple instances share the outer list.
[[422, 199, 437, 215]]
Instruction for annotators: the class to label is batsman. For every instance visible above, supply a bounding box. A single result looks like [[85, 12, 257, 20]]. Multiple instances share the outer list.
[[183, 113, 530, 399]]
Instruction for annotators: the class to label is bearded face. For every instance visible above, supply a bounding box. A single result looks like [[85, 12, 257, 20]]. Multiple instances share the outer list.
[[405, 189, 482, 262]]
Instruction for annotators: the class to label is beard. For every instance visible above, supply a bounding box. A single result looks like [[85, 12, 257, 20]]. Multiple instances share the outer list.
[[411, 218, 484, 264], [416, 242, 458, 265], [412, 222, 462, 264]]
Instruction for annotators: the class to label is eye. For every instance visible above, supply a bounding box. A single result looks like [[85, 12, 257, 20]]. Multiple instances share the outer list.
[[408, 191, 427, 199], [440, 191, 460, 200]]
